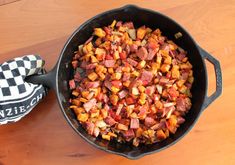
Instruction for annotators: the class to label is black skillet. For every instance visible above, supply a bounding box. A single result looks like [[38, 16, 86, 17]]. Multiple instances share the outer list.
[[28, 5, 222, 159]]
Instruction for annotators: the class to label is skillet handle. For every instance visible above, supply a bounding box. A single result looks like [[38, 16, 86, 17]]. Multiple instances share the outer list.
[[199, 47, 222, 110], [26, 65, 57, 90]]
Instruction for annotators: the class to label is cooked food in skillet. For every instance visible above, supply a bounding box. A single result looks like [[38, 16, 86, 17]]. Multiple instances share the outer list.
[[69, 20, 194, 146]]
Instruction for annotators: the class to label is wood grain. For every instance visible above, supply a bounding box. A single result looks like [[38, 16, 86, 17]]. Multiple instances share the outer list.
[[0, 0, 234, 165]]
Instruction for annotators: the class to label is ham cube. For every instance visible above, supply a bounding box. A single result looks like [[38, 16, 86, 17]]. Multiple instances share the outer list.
[[83, 98, 97, 112], [130, 118, 139, 129], [136, 47, 148, 60]]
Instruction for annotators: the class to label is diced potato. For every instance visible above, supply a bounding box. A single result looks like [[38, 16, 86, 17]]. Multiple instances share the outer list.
[[95, 120, 107, 128], [79, 97, 88, 103], [117, 123, 128, 131], [139, 93, 147, 105], [164, 56, 172, 64], [131, 70, 140, 77], [101, 109, 108, 118], [160, 64, 171, 73], [127, 29, 136, 40], [88, 72, 98, 81], [118, 46, 122, 53], [95, 65, 105, 73], [137, 26, 147, 40], [91, 55, 98, 63], [112, 72, 122, 80], [72, 91, 79, 97], [156, 129, 167, 140], [171, 65, 180, 79], [97, 72, 105, 80], [138, 85, 145, 93], [135, 127, 143, 137], [82, 91, 89, 98], [176, 79, 186, 88], [110, 94, 119, 105], [132, 87, 139, 95], [108, 132, 117, 137], [151, 62, 158, 75], [111, 86, 120, 93], [102, 134, 111, 141], [77, 113, 89, 122], [155, 100, 163, 109], [95, 48, 106, 55], [156, 54, 162, 64], [123, 80, 130, 87], [71, 99, 81, 106], [179, 85, 187, 93], [73, 107, 85, 115], [90, 110, 100, 118], [188, 76, 194, 84], [122, 66, 131, 72], [108, 68, 114, 74], [113, 51, 120, 60], [94, 28, 106, 38], [110, 20, 116, 28], [126, 105, 135, 116], [137, 60, 146, 69]]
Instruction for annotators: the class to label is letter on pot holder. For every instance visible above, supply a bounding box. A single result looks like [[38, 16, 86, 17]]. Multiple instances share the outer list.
[[0, 55, 47, 124]]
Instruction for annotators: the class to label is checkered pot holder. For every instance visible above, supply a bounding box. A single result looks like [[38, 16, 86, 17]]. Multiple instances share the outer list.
[[0, 55, 47, 124]]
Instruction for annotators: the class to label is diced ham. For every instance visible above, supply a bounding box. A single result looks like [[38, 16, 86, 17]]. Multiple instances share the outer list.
[[103, 95, 109, 103], [130, 44, 138, 53], [104, 80, 112, 90], [104, 26, 112, 35], [185, 82, 192, 89], [72, 60, 78, 69], [86, 81, 100, 88], [86, 63, 96, 70], [104, 60, 115, 67], [105, 54, 114, 60], [168, 87, 179, 98], [127, 58, 138, 67], [85, 122, 95, 135], [122, 72, 130, 81], [144, 117, 156, 127], [74, 72, 82, 82], [159, 77, 169, 85], [125, 44, 130, 55], [116, 21, 122, 27], [122, 129, 135, 141], [69, 80, 76, 89], [169, 50, 178, 57], [145, 86, 156, 96], [123, 22, 134, 29], [176, 97, 191, 112], [80, 61, 87, 68], [147, 42, 159, 49], [130, 118, 139, 129], [136, 47, 148, 60], [177, 116, 185, 124], [118, 90, 128, 99], [140, 71, 153, 83], [104, 116, 116, 126], [176, 53, 186, 61], [83, 98, 97, 112], [146, 48, 158, 60], [181, 71, 189, 80], [93, 127, 100, 137]]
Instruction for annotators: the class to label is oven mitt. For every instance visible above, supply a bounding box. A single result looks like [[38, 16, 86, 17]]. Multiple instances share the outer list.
[[0, 55, 47, 124]]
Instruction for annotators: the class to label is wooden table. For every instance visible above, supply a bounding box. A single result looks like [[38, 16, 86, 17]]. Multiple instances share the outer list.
[[0, 0, 234, 164]]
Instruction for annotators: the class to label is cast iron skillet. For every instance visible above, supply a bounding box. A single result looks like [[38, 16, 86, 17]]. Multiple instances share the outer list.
[[28, 5, 222, 159]]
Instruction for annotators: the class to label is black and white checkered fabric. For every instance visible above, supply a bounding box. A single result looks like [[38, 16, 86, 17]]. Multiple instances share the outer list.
[[0, 55, 47, 124]]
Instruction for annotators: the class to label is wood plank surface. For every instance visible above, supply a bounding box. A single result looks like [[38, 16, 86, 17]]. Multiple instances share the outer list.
[[0, 0, 234, 165]]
